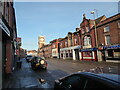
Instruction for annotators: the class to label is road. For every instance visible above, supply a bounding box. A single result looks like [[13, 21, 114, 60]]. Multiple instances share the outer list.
[[34, 58, 120, 88], [5, 58, 120, 89]]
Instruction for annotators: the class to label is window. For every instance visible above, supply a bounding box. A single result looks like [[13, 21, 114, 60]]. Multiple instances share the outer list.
[[66, 53, 68, 57], [60, 43, 62, 48], [65, 41, 68, 47], [82, 28, 85, 34], [52, 44, 55, 48], [84, 78, 111, 89], [70, 53, 73, 57], [105, 35, 111, 45], [86, 27, 90, 32], [61, 53, 63, 57], [83, 51, 92, 57], [104, 26, 110, 32], [75, 38, 78, 44], [118, 22, 120, 28], [84, 36, 91, 46]]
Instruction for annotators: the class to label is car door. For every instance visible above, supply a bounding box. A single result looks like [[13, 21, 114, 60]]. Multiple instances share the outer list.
[[83, 77, 114, 90], [59, 74, 86, 90]]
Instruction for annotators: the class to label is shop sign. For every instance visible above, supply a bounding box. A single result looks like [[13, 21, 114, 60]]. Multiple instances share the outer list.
[[103, 45, 120, 49], [80, 48, 97, 52]]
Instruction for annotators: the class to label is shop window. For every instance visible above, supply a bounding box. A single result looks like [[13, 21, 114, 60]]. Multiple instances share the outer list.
[[61, 54, 63, 57], [83, 52, 92, 57], [114, 49, 120, 57], [105, 35, 111, 45], [107, 50, 113, 57], [70, 53, 73, 57], [66, 53, 68, 57], [104, 26, 110, 32]]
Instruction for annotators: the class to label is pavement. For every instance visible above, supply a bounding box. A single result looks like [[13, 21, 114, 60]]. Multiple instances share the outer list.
[[3, 58, 120, 89], [3, 58, 41, 89]]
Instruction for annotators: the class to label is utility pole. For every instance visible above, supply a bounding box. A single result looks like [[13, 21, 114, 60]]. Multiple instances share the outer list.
[[91, 10, 98, 48]]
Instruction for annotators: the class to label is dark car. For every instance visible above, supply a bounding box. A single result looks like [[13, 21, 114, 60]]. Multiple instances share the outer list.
[[54, 72, 120, 90], [26, 55, 33, 62], [31, 56, 47, 70]]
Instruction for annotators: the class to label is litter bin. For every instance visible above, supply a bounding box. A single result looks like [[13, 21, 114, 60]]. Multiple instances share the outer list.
[[17, 61, 22, 69]]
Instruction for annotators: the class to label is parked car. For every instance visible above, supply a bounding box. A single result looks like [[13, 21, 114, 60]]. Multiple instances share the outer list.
[[31, 56, 47, 70], [54, 72, 120, 90], [26, 55, 33, 62]]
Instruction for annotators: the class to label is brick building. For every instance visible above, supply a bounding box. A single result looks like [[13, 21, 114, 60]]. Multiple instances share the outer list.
[[97, 13, 120, 62], [0, 1, 17, 88], [50, 39, 60, 58], [38, 13, 120, 63], [79, 14, 106, 61], [60, 31, 81, 60]]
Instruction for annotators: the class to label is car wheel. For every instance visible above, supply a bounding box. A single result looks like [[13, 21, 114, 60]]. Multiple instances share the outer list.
[[44, 67, 47, 70]]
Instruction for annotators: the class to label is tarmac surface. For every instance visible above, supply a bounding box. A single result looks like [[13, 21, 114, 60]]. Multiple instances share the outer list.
[[3, 58, 120, 89]]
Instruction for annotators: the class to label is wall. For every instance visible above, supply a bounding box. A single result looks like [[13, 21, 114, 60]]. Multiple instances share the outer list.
[[0, 13, 2, 90]]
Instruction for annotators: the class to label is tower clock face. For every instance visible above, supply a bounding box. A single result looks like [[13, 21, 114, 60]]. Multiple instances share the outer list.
[[40, 38, 44, 42]]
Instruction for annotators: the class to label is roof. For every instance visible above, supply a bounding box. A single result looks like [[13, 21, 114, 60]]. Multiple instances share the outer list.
[[95, 15, 106, 25], [76, 72, 120, 83]]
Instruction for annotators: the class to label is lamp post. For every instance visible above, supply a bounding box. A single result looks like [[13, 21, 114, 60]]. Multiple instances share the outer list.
[[91, 11, 98, 48]]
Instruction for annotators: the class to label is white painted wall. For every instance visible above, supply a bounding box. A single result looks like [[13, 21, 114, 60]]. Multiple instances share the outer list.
[[72, 49, 76, 60]]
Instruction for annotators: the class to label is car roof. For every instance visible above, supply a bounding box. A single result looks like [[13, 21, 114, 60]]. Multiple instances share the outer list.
[[75, 72, 120, 84]]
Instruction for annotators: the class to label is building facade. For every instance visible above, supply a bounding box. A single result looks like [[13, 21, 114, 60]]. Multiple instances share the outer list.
[[79, 14, 106, 61], [97, 13, 120, 62], [0, 1, 17, 88], [38, 13, 120, 63]]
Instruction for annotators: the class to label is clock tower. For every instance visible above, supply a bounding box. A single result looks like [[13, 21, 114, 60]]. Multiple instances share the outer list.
[[38, 36, 45, 48]]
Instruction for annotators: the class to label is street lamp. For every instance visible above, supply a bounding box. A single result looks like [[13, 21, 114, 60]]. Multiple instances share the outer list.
[[91, 11, 98, 48]]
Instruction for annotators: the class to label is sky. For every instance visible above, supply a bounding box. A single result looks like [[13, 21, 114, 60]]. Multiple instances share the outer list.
[[14, 2, 118, 51]]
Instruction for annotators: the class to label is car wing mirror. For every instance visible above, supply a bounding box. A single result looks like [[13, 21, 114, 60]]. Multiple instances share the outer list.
[[38, 78, 46, 84]]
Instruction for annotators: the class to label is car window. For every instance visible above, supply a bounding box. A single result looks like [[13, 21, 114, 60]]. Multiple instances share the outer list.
[[84, 78, 113, 89], [61, 75, 86, 89]]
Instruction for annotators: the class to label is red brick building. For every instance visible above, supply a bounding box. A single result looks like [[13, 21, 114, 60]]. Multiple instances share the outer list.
[[0, 1, 17, 88], [60, 31, 81, 60], [97, 13, 120, 62], [50, 39, 61, 58], [38, 13, 120, 63]]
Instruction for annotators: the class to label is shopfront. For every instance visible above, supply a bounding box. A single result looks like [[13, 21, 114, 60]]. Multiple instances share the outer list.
[[60, 45, 81, 60], [103, 45, 120, 62], [80, 48, 98, 61]]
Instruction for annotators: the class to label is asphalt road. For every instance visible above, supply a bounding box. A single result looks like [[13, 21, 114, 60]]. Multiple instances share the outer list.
[[34, 58, 120, 88], [5, 58, 120, 89]]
